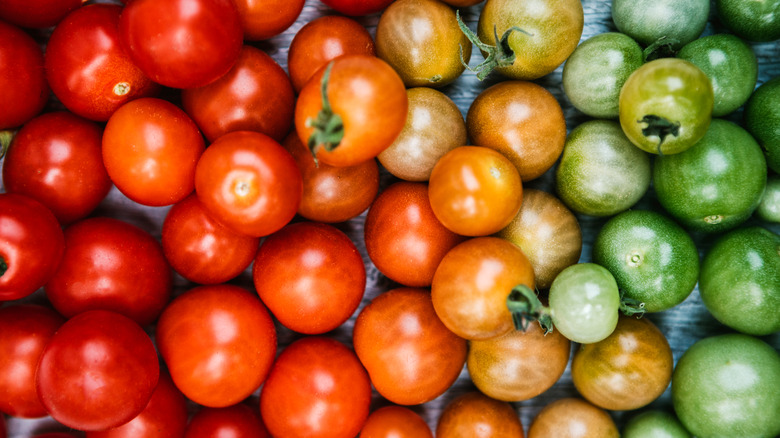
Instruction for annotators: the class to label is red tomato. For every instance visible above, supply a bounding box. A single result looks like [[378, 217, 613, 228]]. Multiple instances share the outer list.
[[43, 217, 173, 327], [184, 403, 271, 438], [259, 336, 372, 438], [85, 372, 188, 438], [0, 193, 64, 302], [36, 310, 160, 432], [319, 0, 395, 16], [287, 15, 376, 92], [0, 20, 49, 129], [162, 194, 259, 285], [0, 0, 80, 28], [181, 45, 295, 143], [194, 131, 303, 237], [2, 111, 111, 224], [364, 181, 466, 287], [118, 0, 243, 89], [295, 55, 408, 167], [252, 221, 366, 334], [0, 305, 65, 418], [360, 406, 433, 438], [156, 284, 277, 408], [44, 4, 160, 122], [102, 97, 205, 207], [233, 0, 304, 41]]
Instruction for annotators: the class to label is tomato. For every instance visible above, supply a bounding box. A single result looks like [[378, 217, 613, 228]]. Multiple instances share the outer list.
[[377, 87, 467, 182], [0, 20, 49, 130], [233, 0, 304, 41], [181, 45, 295, 143], [562, 32, 643, 119], [757, 175, 780, 223], [744, 76, 780, 173], [435, 392, 524, 438], [118, 0, 243, 89], [715, 0, 780, 42], [622, 411, 691, 438], [593, 210, 700, 312], [252, 221, 366, 334], [376, 0, 471, 88], [360, 406, 433, 438], [467, 322, 570, 402], [364, 182, 466, 287], [36, 310, 160, 432], [286, 15, 375, 93], [194, 131, 302, 237], [496, 189, 582, 289], [653, 119, 767, 233], [294, 55, 408, 167], [85, 372, 188, 438], [44, 4, 160, 122], [611, 0, 709, 49], [184, 403, 270, 438], [2, 111, 111, 224], [162, 194, 260, 285], [672, 334, 780, 437], [441, 0, 483, 5], [102, 97, 205, 207], [431, 236, 535, 340], [699, 226, 780, 336], [318, 0, 395, 16], [467, 80, 566, 182], [619, 58, 714, 155], [353, 288, 467, 405], [0, 0, 80, 28], [527, 398, 619, 438], [156, 284, 277, 408], [0, 193, 64, 302], [428, 146, 523, 236], [0, 305, 65, 418], [555, 120, 651, 217], [259, 336, 372, 438]]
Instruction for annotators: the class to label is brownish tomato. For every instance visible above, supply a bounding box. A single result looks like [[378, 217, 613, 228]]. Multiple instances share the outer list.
[[467, 80, 566, 181], [571, 315, 674, 411], [360, 406, 433, 438], [436, 391, 524, 438], [233, 0, 304, 41], [527, 398, 619, 438], [364, 182, 466, 287]]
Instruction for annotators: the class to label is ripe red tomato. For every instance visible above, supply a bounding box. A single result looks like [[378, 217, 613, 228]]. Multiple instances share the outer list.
[[184, 403, 271, 438], [0, 193, 65, 302], [36, 310, 160, 432], [259, 336, 372, 438], [319, 0, 395, 16], [252, 221, 366, 334], [233, 0, 304, 41], [194, 131, 303, 237], [0, 20, 49, 129], [0, 0, 81, 28], [2, 111, 111, 224], [156, 284, 277, 408], [43, 217, 173, 327], [44, 4, 160, 122], [360, 406, 433, 438], [118, 0, 243, 89]]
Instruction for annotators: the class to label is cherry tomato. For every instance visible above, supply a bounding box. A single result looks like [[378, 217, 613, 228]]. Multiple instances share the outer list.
[[744, 76, 780, 173], [715, 0, 780, 42], [435, 392, 524, 438], [527, 398, 619, 438], [318, 0, 395, 16], [0, 193, 64, 302], [0, 0, 80, 28], [156, 284, 277, 408], [252, 221, 366, 334], [612, 0, 709, 49], [622, 411, 691, 438], [360, 406, 433, 438], [233, 0, 304, 41], [184, 403, 270, 438], [259, 336, 372, 438], [2, 111, 111, 224], [194, 131, 303, 237], [0, 20, 49, 130], [36, 310, 160, 432]]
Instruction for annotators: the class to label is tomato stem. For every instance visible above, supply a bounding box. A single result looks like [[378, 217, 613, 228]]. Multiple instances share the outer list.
[[637, 115, 680, 155], [619, 292, 646, 317], [506, 285, 554, 334], [0, 129, 16, 159], [642, 36, 679, 62], [455, 10, 531, 81], [305, 61, 344, 164]]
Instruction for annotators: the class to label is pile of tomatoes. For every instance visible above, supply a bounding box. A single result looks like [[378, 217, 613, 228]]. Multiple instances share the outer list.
[[1, 0, 779, 436]]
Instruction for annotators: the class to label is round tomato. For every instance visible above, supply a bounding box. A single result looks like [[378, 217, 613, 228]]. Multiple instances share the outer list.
[[0, 20, 49, 130], [360, 406, 433, 438], [527, 398, 619, 438], [318, 0, 395, 16], [184, 403, 270, 438], [715, 0, 780, 42], [622, 411, 691, 438], [233, 0, 304, 41], [435, 392, 523, 438], [744, 76, 780, 173], [612, 0, 709, 48], [0, 0, 80, 28], [757, 175, 780, 223]]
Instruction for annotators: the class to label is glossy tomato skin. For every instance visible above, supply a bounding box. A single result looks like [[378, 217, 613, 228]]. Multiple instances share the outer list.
[[36, 310, 160, 432], [715, 0, 780, 42], [353, 288, 467, 405], [612, 0, 709, 49], [44, 217, 173, 327], [252, 221, 366, 334], [259, 336, 372, 438], [0, 0, 80, 28], [45, 4, 160, 122], [364, 182, 466, 287], [319, 0, 395, 16], [744, 76, 780, 173], [360, 406, 433, 438], [181, 45, 295, 143], [622, 410, 691, 438], [195, 131, 303, 237], [0, 193, 65, 302], [528, 398, 619, 438], [436, 392, 524, 438], [156, 284, 277, 408], [184, 403, 270, 438], [118, 0, 243, 89], [0, 20, 49, 130], [0, 305, 65, 418], [234, 0, 304, 41], [2, 111, 111, 225], [162, 194, 260, 285]]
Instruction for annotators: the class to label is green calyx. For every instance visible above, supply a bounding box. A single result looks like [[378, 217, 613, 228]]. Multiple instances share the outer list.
[[642, 36, 680, 62], [506, 284, 554, 334], [638, 114, 680, 155], [455, 10, 531, 81], [0, 130, 16, 159], [305, 61, 344, 165], [619, 292, 646, 317]]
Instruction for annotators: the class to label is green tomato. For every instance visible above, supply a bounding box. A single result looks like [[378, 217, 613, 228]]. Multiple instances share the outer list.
[[619, 58, 713, 155], [593, 210, 699, 312], [677, 34, 758, 117], [672, 334, 780, 438], [699, 226, 780, 336], [653, 119, 767, 233], [612, 0, 709, 49], [715, 0, 780, 42], [562, 32, 644, 119], [623, 410, 692, 438], [756, 175, 780, 223], [555, 120, 651, 217], [744, 76, 780, 173]]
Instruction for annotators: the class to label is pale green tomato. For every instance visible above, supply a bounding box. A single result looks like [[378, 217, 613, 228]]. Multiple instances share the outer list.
[[612, 0, 709, 49], [623, 411, 691, 438]]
